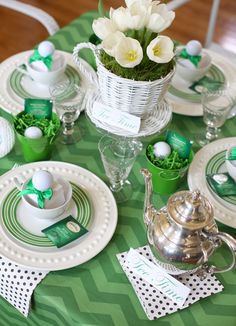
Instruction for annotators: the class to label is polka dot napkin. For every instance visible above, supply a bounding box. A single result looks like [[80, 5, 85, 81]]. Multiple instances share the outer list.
[[117, 246, 224, 320], [0, 256, 48, 317]]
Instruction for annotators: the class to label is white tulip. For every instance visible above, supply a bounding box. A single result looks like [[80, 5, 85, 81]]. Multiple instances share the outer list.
[[147, 3, 175, 33], [101, 31, 125, 57], [110, 7, 130, 32], [128, 2, 149, 30], [115, 37, 143, 68], [92, 17, 117, 40], [147, 35, 174, 63], [125, 0, 154, 8]]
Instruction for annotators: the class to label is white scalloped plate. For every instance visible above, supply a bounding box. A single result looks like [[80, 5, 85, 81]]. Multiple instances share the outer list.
[[0, 162, 118, 270], [0, 50, 97, 115], [86, 91, 172, 137], [187, 137, 236, 228], [166, 49, 236, 117]]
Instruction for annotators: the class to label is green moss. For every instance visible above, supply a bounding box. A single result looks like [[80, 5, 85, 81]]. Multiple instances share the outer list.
[[100, 50, 175, 81]]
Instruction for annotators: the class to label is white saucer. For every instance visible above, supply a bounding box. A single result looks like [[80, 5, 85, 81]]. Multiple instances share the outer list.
[[0, 50, 97, 115], [166, 49, 236, 117], [86, 91, 172, 137]]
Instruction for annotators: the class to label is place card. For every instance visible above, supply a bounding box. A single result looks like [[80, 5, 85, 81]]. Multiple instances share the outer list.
[[124, 248, 190, 307], [92, 101, 141, 134], [117, 246, 224, 320]]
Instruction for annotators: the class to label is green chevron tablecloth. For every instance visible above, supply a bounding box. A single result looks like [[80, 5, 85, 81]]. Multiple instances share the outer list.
[[0, 11, 236, 326]]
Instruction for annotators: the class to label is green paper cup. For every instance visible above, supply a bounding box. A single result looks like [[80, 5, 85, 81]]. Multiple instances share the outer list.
[[146, 137, 194, 195], [14, 112, 60, 162]]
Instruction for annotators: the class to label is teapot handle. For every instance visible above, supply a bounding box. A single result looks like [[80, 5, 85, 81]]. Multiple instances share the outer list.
[[202, 230, 236, 273], [73, 42, 99, 88]]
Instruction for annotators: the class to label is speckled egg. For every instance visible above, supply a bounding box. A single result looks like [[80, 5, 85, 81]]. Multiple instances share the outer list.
[[24, 126, 43, 139], [38, 41, 55, 58], [32, 170, 53, 191], [153, 141, 171, 159], [186, 40, 202, 56]]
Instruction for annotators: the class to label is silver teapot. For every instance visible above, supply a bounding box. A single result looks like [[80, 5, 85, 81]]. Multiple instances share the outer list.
[[141, 168, 236, 275]]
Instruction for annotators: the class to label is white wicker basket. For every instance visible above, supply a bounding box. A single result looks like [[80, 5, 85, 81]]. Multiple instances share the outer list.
[[73, 42, 175, 118]]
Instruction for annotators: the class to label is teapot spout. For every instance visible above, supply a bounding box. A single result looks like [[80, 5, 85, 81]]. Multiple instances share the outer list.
[[140, 168, 155, 226]]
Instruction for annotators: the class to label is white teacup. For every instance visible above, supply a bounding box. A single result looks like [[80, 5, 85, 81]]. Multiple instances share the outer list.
[[176, 51, 212, 83], [17, 53, 66, 86], [14, 174, 72, 220]]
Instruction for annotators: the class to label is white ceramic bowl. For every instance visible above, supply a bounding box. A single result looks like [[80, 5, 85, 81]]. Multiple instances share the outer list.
[[176, 51, 212, 83], [18, 175, 72, 220], [226, 147, 236, 182]]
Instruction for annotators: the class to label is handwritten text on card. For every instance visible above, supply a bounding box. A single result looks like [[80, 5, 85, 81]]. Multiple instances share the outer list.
[[92, 101, 141, 134], [124, 249, 190, 307]]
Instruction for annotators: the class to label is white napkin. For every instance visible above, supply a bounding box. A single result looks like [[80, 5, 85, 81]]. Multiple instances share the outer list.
[[117, 246, 224, 320], [0, 255, 48, 317]]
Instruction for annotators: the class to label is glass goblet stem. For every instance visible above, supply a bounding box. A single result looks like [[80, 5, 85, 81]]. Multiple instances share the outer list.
[[205, 126, 218, 141], [62, 112, 76, 136]]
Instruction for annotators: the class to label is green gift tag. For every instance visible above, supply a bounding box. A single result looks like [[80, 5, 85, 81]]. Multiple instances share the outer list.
[[206, 173, 236, 197], [166, 130, 192, 159], [189, 76, 224, 94], [42, 215, 88, 248], [24, 98, 52, 120]]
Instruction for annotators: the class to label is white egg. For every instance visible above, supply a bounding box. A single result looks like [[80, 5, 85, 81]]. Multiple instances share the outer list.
[[153, 141, 171, 159], [38, 41, 55, 57], [186, 40, 202, 56], [32, 170, 53, 191], [24, 126, 43, 139]]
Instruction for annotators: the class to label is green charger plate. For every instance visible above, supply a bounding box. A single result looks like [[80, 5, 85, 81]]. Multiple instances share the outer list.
[[10, 64, 80, 100], [2, 183, 91, 247]]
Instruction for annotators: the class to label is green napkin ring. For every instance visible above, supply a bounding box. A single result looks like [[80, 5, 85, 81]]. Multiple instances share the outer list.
[[179, 48, 202, 67], [29, 49, 53, 70], [18, 179, 53, 209]]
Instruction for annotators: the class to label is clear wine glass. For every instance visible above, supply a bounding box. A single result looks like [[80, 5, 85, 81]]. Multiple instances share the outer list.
[[98, 134, 143, 203], [198, 89, 233, 147], [50, 81, 85, 144]]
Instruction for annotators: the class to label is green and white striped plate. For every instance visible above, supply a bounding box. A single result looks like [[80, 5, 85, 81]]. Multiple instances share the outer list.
[[2, 183, 91, 247], [205, 150, 236, 206], [169, 64, 225, 102], [9, 64, 80, 100]]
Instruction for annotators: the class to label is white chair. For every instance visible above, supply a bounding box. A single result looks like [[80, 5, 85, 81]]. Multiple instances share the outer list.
[[0, 0, 59, 35], [167, 0, 236, 65]]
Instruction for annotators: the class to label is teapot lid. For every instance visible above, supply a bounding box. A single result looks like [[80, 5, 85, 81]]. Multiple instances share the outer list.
[[167, 189, 214, 230]]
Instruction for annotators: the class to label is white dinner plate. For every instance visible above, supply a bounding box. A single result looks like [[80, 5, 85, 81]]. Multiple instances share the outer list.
[[0, 50, 97, 115], [166, 49, 236, 117], [188, 137, 236, 228], [0, 162, 118, 270]]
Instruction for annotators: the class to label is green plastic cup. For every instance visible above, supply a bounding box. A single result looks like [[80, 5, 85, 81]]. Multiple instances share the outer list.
[[146, 137, 194, 195], [14, 112, 60, 162]]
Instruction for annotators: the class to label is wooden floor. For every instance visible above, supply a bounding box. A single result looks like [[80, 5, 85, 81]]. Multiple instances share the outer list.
[[0, 0, 235, 62]]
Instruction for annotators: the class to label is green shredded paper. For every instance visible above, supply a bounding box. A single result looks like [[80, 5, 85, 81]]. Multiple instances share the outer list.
[[147, 144, 189, 170], [13, 113, 60, 142]]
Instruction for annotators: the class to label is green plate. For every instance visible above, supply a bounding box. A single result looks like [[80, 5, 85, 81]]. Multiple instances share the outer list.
[[10, 64, 80, 100], [2, 183, 91, 247], [205, 150, 236, 206], [169, 64, 225, 102]]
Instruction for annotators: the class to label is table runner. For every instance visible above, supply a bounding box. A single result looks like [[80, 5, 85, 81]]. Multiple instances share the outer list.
[[0, 10, 235, 326]]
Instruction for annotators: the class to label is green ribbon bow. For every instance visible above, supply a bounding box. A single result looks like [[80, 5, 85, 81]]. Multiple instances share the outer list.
[[18, 179, 53, 209], [179, 48, 202, 67], [29, 49, 53, 70]]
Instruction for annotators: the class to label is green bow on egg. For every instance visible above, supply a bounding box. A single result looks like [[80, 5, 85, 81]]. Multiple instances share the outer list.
[[18, 179, 53, 209], [29, 49, 53, 70], [179, 48, 202, 67]]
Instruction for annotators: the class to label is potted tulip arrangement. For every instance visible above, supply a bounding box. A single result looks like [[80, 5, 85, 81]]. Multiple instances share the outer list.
[[73, 0, 176, 117]]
